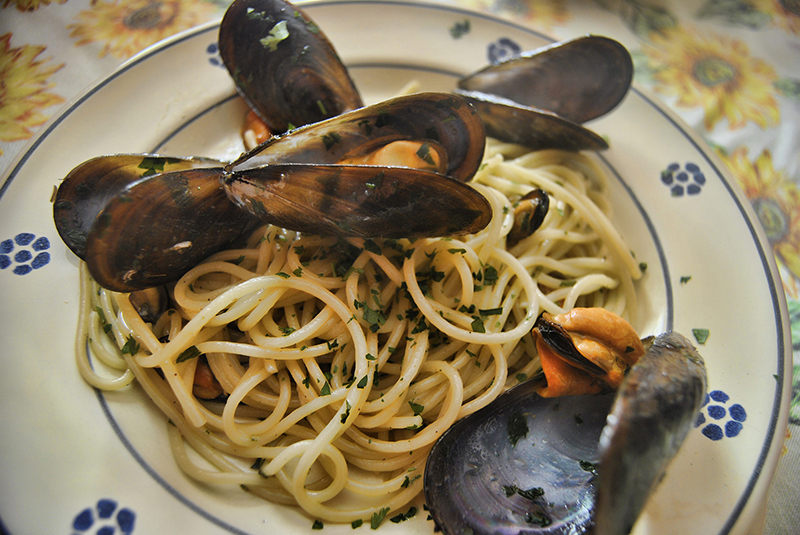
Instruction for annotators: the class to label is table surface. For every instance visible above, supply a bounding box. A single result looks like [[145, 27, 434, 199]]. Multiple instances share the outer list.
[[1, 0, 798, 533]]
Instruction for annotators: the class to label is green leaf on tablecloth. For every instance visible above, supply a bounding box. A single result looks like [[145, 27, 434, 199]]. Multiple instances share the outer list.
[[788, 297, 800, 350], [630, 49, 660, 84], [594, 0, 678, 38], [790, 364, 800, 425], [775, 78, 800, 100], [696, 0, 771, 29]]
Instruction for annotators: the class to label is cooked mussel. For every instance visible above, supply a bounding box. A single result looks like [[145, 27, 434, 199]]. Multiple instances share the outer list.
[[459, 90, 609, 151], [459, 36, 633, 124], [219, 0, 363, 134], [83, 166, 260, 292], [455, 35, 633, 151], [228, 91, 485, 181], [54, 93, 490, 292], [53, 154, 224, 259], [224, 163, 490, 238], [224, 92, 490, 237], [507, 188, 549, 247], [424, 327, 706, 535]]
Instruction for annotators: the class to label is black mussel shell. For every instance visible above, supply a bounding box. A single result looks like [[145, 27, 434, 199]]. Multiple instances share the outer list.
[[457, 90, 608, 151], [219, 0, 363, 134], [424, 332, 707, 535], [230, 92, 486, 182], [458, 35, 633, 124], [594, 332, 707, 535], [85, 167, 259, 292], [53, 154, 222, 259], [224, 163, 491, 238], [425, 378, 611, 534]]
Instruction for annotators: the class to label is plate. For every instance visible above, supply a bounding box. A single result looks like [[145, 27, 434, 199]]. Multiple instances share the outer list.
[[0, 1, 791, 534]]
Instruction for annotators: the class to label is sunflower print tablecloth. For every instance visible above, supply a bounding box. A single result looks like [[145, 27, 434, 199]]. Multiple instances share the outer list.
[[1, 0, 798, 533]]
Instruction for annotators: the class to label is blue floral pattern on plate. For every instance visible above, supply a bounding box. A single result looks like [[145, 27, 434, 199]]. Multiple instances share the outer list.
[[661, 162, 706, 197], [695, 389, 747, 441], [487, 37, 521, 64], [72, 499, 135, 535], [206, 42, 224, 68], [0, 233, 50, 275]]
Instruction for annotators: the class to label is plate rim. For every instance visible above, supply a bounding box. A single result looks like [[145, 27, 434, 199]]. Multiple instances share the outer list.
[[0, 1, 791, 534]]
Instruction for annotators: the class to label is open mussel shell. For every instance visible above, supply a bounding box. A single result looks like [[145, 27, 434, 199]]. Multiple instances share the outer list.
[[457, 90, 609, 152], [424, 331, 707, 535], [84, 167, 259, 292], [230, 92, 486, 182], [458, 35, 633, 124], [224, 163, 491, 238], [53, 154, 223, 259], [594, 332, 707, 534], [219, 0, 363, 134]]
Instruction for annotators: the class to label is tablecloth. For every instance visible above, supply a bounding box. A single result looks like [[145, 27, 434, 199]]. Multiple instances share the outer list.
[[0, 0, 798, 533]]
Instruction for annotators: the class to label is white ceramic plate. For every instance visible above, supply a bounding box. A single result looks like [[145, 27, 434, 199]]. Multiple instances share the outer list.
[[0, 1, 791, 534]]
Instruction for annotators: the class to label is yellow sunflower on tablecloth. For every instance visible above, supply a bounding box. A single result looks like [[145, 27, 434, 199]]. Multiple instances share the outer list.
[[751, 0, 800, 35], [68, 0, 220, 60], [2, 0, 67, 11], [0, 33, 64, 155], [642, 26, 779, 131], [722, 147, 800, 283], [459, 0, 569, 31]]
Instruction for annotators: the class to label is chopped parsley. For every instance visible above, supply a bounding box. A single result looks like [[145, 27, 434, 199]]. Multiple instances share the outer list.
[[579, 460, 598, 476], [363, 239, 382, 255], [312, 519, 324, 530], [449, 19, 470, 38], [401, 474, 421, 488], [390, 506, 417, 523], [176, 345, 202, 363], [322, 131, 342, 149], [508, 412, 528, 446], [525, 511, 552, 527], [370, 507, 390, 529], [259, 20, 289, 51], [503, 484, 545, 501], [353, 299, 386, 332], [416, 143, 435, 165], [340, 400, 352, 423], [692, 328, 710, 345], [470, 316, 486, 333], [408, 401, 424, 416], [482, 265, 498, 286], [320, 381, 331, 396], [120, 335, 140, 356]]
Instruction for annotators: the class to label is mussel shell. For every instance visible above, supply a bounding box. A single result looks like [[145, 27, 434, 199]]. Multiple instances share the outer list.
[[85, 167, 259, 292], [224, 163, 491, 238], [53, 154, 222, 259], [424, 377, 611, 534], [424, 331, 707, 535], [458, 35, 633, 124], [230, 92, 486, 182], [457, 90, 608, 151], [594, 332, 707, 535], [219, 0, 363, 134]]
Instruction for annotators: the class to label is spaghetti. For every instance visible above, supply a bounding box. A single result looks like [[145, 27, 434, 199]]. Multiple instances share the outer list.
[[77, 139, 641, 524]]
